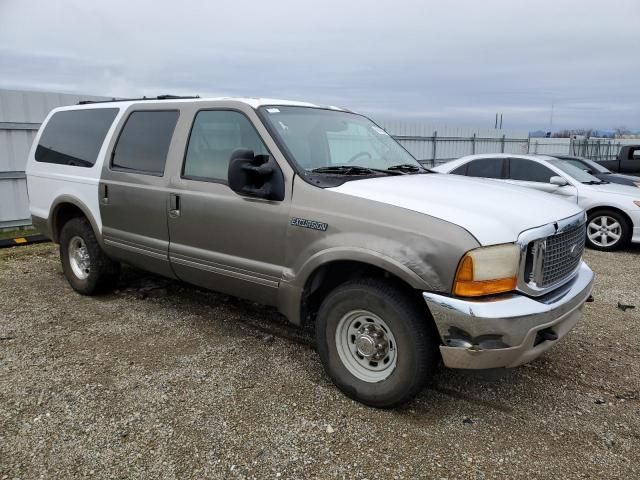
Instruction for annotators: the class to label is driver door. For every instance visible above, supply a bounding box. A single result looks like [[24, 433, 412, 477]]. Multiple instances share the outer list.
[[167, 109, 291, 305], [505, 157, 578, 203]]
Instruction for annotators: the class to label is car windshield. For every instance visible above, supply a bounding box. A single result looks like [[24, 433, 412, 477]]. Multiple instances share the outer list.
[[259, 106, 423, 172], [560, 157, 611, 174], [547, 159, 604, 183]]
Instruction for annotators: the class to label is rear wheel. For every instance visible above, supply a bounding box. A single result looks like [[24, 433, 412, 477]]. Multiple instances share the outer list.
[[59, 217, 120, 294], [586, 210, 630, 251], [316, 279, 440, 408]]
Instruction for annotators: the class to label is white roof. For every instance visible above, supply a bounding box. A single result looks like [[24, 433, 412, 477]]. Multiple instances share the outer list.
[[54, 96, 347, 111], [432, 153, 560, 172]]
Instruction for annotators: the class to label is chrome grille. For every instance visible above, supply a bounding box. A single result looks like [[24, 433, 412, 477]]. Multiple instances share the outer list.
[[537, 222, 586, 287]]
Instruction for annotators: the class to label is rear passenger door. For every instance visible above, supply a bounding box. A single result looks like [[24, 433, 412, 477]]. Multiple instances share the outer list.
[[99, 109, 180, 277], [451, 157, 506, 179]]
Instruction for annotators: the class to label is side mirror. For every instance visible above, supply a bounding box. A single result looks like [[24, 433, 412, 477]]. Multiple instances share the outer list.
[[228, 148, 285, 201], [550, 175, 568, 187]]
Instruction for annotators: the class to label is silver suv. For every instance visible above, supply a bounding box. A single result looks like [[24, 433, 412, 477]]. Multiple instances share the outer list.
[[26, 96, 594, 407]]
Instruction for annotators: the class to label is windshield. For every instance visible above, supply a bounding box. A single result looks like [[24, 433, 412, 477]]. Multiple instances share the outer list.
[[259, 106, 423, 172], [560, 157, 611, 174], [547, 159, 604, 183]]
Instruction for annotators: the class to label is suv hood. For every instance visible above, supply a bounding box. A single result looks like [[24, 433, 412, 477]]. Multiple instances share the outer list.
[[328, 174, 583, 245]]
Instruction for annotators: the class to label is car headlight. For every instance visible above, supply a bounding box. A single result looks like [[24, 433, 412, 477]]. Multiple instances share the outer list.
[[634, 182, 640, 188], [453, 244, 520, 297], [634, 200, 640, 207]]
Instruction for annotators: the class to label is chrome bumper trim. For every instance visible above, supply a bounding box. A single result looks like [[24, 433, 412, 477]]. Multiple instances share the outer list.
[[423, 261, 594, 369]]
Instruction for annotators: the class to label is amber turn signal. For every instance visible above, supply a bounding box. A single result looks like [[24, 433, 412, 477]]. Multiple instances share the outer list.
[[453, 244, 520, 297]]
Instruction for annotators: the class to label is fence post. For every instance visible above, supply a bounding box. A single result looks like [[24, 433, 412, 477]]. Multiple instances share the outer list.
[[432, 131, 437, 167], [527, 137, 531, 154], [472, 133, 476, 155], [569, 135, 573, 155], [501, 134, 506, 153], [534, 140, 539, 154]]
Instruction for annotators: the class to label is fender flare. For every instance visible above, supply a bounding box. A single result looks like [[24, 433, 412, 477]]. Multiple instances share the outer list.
[[292, 247, 430, 290], [49, 195, 104, 248], [277, 247, 435, 325]]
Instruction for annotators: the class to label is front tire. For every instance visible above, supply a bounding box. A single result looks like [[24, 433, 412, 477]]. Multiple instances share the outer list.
[[316, 279, 440, 408], [586, 210, 630, 251], [59, 217, 120, 295]]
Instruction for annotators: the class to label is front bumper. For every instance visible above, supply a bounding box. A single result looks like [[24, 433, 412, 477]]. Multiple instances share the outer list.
[[423, 261, 594, 369], [629, 210, 640, 244]]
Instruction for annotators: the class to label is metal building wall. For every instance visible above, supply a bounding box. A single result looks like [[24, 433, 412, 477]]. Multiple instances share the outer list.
[[0, 89, 106, 228]]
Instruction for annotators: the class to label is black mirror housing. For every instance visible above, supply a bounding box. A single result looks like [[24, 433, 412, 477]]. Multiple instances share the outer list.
[[228, 149, 285, 201]]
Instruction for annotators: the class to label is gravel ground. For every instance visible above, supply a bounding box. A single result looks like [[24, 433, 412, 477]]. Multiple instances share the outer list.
[[1, 243, 639, 479]]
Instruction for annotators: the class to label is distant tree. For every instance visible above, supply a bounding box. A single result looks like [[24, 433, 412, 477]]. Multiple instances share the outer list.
[[614, 126, 631, 137], [552, 129, 573, 138], [552, 128, 596, 138]]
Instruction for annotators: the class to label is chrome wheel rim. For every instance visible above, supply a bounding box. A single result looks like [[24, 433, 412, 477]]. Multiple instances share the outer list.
[[587, 215, 621, 248], [68, 236, 91, 280], [335, 310, 397, 383]]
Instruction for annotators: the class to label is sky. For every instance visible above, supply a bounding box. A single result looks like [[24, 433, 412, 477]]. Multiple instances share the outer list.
[[0, 0, 638, 131]]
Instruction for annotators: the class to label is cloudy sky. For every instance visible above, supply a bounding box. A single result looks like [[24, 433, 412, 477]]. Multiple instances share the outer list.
[[1, 0, 638, 131]]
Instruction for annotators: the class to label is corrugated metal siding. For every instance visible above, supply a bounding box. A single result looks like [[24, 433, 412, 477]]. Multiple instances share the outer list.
[[0, 89, 106, 228], [0, 178, 30, 227]]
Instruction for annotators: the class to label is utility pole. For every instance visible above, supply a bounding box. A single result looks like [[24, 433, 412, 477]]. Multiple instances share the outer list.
[[549, 101, 554, 131]]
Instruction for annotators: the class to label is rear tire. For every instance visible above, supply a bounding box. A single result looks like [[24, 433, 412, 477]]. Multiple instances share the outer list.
[[586, 210, 630, 251], [316, 278, 440, 408], [59, 217, 120, 295]]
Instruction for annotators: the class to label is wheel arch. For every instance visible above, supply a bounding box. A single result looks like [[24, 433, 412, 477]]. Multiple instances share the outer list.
[[586, 205, 633, 248], [587, 205, 633, 232], [278, 250, 435, 326], [49, 195, 103, 247]]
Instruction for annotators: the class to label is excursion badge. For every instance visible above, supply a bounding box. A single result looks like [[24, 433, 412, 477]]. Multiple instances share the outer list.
[[290, 217, 328, 232]]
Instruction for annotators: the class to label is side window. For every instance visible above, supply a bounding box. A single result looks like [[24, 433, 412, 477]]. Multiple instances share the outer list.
[[35, 108, 119, 167], [509, 158, 555, 183], [631, 148, 640, 161], [112, 110, 179, 175], [183, 110, 268, 182], [450, 163, 468, 175], [466, 158, 504, 179]]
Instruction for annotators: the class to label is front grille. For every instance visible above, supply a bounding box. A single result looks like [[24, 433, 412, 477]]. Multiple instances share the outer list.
[[538, 222, 586, 287]]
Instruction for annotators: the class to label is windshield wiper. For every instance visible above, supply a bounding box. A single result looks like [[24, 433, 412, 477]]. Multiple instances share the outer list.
[[310, 165, 400, 176], [386, 163, 425, 173], [582, 180, 608, 185]]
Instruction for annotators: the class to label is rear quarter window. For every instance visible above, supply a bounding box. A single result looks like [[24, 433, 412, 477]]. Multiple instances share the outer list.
[[35, 108, 119, 167]]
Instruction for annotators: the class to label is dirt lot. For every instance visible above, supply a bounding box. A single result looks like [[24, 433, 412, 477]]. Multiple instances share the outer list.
[[1, 243, 639, 479]]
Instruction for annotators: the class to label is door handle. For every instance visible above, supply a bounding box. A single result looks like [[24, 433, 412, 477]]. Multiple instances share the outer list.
[[169, 194, 181, 217], [101, 184, 109, 205]]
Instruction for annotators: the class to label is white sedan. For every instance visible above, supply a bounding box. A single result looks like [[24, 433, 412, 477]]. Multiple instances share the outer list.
[[433, 154, 640, 251]]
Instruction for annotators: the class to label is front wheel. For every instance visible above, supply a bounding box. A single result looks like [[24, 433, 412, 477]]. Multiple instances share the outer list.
[[59, 217, 120, 295], [316, 279, 440, 408], [586, 210, 630, 251]]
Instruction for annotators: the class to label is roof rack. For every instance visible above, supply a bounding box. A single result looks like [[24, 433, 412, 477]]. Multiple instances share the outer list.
[[77, 94, 200, 105]]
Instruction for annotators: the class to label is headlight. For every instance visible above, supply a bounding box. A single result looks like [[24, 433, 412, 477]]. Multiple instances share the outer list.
[[634, 200, 640, 207], [453, 244, 520, 297], [634, 182, 640, 188]]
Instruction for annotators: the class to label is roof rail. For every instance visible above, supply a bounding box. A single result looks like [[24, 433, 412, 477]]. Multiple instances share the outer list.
[[77, 94, 200, 105]]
